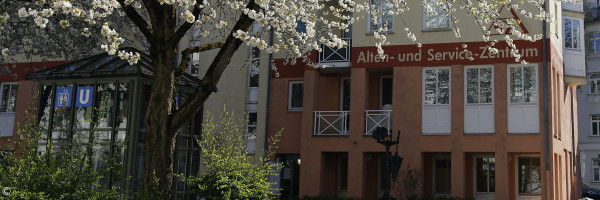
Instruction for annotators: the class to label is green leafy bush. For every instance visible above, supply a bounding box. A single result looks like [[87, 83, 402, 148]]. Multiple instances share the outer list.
[[180, 108, 280, 200], [0, 105, 127, 199]]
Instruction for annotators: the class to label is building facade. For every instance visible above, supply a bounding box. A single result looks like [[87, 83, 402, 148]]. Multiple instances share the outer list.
[[268, 0, 584, 199], [579, 0, 600, 192]]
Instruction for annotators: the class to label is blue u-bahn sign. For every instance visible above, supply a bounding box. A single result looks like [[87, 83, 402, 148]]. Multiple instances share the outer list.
[[75, 86, 94, 107]]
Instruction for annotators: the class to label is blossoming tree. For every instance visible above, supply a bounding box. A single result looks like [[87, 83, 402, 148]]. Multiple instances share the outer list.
[[0, 0, 552, 199]]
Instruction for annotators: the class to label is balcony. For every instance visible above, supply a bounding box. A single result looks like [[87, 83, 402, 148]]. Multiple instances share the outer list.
[[364, 110, 392, 135], [319, 38, 351, 68], [314, 111, 349, 136]]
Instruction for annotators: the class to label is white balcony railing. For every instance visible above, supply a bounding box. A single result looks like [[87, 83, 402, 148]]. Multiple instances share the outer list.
[[319, 38, 351, 67], [314, 111, 349, 136], [364, 110, 392, 135]]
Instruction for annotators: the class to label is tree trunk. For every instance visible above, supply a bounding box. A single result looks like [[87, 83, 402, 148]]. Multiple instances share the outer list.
[[140, 43, 178, 200]]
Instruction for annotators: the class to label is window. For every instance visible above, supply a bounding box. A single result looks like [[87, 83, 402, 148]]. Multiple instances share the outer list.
[[590, 33, 600, 53], [590, 73, 600, 94], [0, 83, 18, 112], [247, 112, 257, 140], [368, 0, 393, 32], [423, 0, 451, 30], [288, 81, 304, 111], [592, 115, 600, 136], [424, 68, 450, 105], [189, 53, 199, 76], [296, 20, 306, 33], [475, 155, 495, 193], [564, 18, 581, 50], [380, 76, 393, 108], [249, 47, 260, 89], [433, 154, 451, 195], [509, 66, 537, 103], [594, 159, 600, 182], [466, 67, 493, 104], [517, 157, 541, 196]]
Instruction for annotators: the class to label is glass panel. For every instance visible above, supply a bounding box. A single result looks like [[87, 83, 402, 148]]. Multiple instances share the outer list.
[[425, 0, 450, 29], [191, 150, 199, 175], [112, 144, 125, 187], [593, 122, 599, 136], [39, 85, 54, 129], [134, 145, 144, 192], [177, 150, 188, 190], [564, 19, 572, 48], [96, 83, 115, 128], [424, 69, 437, 104], [53, 106, 72, 130], [489, 158, 496, 192], [593, 115, 600, 120], [5, 84, 18, 112], [480, 68, 493, 103], [251, 47, 260, 59], [341, 79, 351, 111], [249, 74, 259, 88], [595, 167, 600, 181], [291, 83, 303, 108], [339, 156, 348, 190], [75, 86, 93, 129], [510, 67, 523, 103], [381, 77, 393, 106], [518, 157, 541, 195], [73, 131, 89, 144], [595, 40, 600, 53], [592, 81, 597, 94], [476, 157, 488, 192], [93, 131, 111, 144], [524, 67, 537, 103], [466, 68, 479, 104], [0, 84, 11, 112], [438, 69, 450, 104], [573, 20, 580, 49], [117, 83, 129, 129]]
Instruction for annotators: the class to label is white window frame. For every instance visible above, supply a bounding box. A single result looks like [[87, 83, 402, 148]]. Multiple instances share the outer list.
[[593, 158, 600, 182], [591, 114, 600, 136], [423, 67, 451, 106], [515, 155, 542, 197], [367, 0, 394, 33], [464, 66, 494, 105], [288, 81, 304, 111], [0, 82, 18, 113], [507, 65, 538, 105], [380, 75, 393, 108], [422, 0, 452, 31], [590, 33, 600, 53], [563, 17, 582, 50]]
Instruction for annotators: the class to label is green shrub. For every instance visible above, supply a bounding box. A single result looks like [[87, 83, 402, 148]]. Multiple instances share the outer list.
[[180, 108, 281, 200]]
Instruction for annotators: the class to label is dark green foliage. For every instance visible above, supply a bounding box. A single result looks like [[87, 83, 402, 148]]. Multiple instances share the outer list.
[[0, 105, 127, 199], [180, 108, 280, 200]]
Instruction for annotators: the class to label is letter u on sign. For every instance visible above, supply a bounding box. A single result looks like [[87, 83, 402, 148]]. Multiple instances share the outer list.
[[75, 86, 94, 107]]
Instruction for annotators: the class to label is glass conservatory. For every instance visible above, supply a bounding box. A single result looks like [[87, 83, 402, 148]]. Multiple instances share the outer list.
[[25, 48, 202, 199]]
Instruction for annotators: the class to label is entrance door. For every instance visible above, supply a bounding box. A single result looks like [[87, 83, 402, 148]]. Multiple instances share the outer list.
[[433, 154, 451, 196], [280, 155, 300, 200], [474, 155, 495, 200], [516, 156, 541, 200]]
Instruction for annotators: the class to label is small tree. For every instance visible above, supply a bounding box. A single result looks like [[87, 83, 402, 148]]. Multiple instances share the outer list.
[[180, 107, 280, 200], [395, 164, 423, 200], [0, 99, 127, 200]]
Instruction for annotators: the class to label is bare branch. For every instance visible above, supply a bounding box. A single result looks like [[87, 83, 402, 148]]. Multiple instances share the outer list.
[[117, 0, 153, 39], [174, 41, 225, 80], [170, 0, 259, 131]]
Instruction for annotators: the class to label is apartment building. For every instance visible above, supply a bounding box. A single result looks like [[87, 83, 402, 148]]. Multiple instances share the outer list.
[[579, 0, 600, 192], [268, 1, 585, 199]]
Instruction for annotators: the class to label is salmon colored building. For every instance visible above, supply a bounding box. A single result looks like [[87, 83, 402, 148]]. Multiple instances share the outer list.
[[268, 1, 585, 200]]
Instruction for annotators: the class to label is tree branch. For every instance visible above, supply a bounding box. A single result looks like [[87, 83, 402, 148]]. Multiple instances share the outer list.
[[117, 0, 153, 39], [174, 41, 225, 80], [170, 0, 259, 131], [169, 0, 204, 46]]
